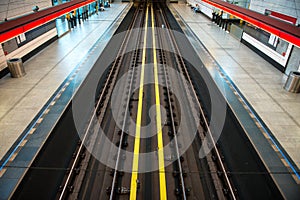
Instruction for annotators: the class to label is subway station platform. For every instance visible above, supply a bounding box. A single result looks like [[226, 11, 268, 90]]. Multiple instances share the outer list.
[[0, 2, 299, 198], [0, 2, 130, 168], [171, 3, 300, 175]]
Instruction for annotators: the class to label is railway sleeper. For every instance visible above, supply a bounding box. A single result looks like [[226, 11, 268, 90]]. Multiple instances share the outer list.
[[172, 170, 187, 177], [166, 119, 178, 126], [106, 186, 130, 195], [106, 186, 113, 195], [96, 109, 101, 116], [113, 153, 126, 161], [174, 187, 191, 196], [201, 123, 208, 133], [118, 130, 122, 135], [66, 167, 70, 174], [166, 121, 173, 126], [164, 104, 170, 110], [222, 187, 233, 196], [130, 97, 139, 101], [214, 160, 227, 177], [58, 185, 63, 192], [116, 140, 128, 148], [68, 185, 74, 193], [169, 141, 182, 148], [168, 130, 174, 136], [80, 153, 86, 160], [180, 156, 184, 162], [74, 168, 80, 175], [129, 104, 133, 110], [110, 170, 125, 178], [110, 169, 115, 176], [72, 153, 77, 159]]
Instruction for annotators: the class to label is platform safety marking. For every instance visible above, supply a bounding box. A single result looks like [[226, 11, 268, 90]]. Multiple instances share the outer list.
[[19, 139, 27, 147], [255, 121, 262, 128], [0, 168, 7, 178], [44, 109, 50, 115], [281, 158, 289, 167], [29, 128, 36, 135], [213, 62, 300, 182], [249, 113, 255, 119], [56, 93, 62, 99], [262, 132, 270, 139], [292, 174, 300, 184], [36, 118, 43, 124], [271, 144, 279, 152], [9, 153, 18, 162]]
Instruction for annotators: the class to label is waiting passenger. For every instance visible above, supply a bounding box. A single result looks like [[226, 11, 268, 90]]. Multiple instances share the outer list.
[[193, 4, 200, 13]]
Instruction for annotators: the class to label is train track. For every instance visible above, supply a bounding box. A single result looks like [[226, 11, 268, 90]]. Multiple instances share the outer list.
[[11, 2, 284, 200], [58, 3, 145, 199], [60, 2, 236, 199], [154, 5, 188, 199], [156, 4, 236, 199]]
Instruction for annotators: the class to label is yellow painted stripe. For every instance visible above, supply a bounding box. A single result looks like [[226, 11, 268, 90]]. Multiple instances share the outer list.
[[130, 4, 149, 200], [29, 127, 36, 135], [151, 5, 167, 200]]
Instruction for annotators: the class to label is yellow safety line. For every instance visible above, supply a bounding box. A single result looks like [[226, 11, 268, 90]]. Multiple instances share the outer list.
[[130, 4, 149, 200], [151, 5, 167, 200]]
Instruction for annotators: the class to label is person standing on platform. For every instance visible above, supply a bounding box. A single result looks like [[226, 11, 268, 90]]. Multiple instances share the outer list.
[[85, 9, 88, 20], [78, 10, 81, 24], [70, 13, 74, 28], [66, 13, 71, 29], [95, 1, 99, 15], [72, 10, 77, 27]]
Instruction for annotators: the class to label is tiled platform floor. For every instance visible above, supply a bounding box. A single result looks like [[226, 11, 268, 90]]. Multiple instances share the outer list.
[[0, 3, 129, 161], [172, 4, 300, 169]]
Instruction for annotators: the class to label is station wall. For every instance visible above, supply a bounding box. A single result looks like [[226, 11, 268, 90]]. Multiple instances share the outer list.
[[0, 0, 52, 21], [187, 0, 300, 74], [0, 0, 100, 78], [249, 0, 300, 25]]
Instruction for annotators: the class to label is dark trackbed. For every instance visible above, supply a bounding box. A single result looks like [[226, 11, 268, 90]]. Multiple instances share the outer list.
[[12, 2, 283, 200]]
